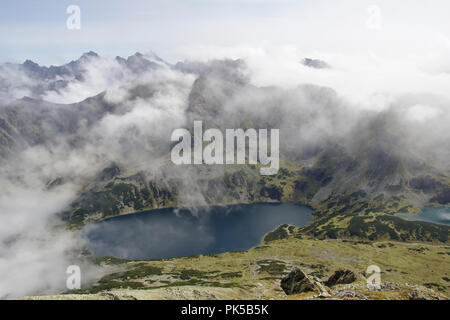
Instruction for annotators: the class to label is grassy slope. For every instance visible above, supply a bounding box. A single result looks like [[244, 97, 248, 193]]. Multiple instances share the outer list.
[[48, 232, 450, 300]]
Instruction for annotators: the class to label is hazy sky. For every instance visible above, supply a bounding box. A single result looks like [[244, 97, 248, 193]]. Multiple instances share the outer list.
[[1, 0, 450, 65]]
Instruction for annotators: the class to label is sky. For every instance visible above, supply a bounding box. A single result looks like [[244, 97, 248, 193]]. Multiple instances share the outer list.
[[1, 0, 450, 66]]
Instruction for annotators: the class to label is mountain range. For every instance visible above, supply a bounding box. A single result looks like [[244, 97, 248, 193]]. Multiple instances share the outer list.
[[0, 52, 449, 243], [1, 51, 449, 300]]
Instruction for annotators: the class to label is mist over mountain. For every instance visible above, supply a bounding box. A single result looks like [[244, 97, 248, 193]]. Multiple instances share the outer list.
[[0, 51, 449, 298]]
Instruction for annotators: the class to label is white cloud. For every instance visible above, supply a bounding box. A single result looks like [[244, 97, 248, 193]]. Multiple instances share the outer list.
[[406, 104, 442, 123]]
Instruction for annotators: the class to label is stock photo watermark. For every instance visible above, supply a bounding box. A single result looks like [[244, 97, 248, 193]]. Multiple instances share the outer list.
[[366, 5, 382, 30], [171, 121, 280, 175], [66, 265, 81, 290], [366, 265, 382, 290], [66, 5, 81, 30]]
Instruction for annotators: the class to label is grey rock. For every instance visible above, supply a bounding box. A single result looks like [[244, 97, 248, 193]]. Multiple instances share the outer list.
[[281, 269, 329, 296], [334, 290, 367, 299], [325, 269, 357, 287]]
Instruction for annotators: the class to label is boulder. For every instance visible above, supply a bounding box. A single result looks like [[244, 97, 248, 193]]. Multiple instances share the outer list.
[[325, 269, 357, 287], [281, 269, 329, 296], [408, 290, 427, 300], [334, 290, 367, 300]]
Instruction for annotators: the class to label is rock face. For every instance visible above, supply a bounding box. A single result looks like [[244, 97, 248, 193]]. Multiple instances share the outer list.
[[280, 269, 329, 296], [325, 269, 357, 287]]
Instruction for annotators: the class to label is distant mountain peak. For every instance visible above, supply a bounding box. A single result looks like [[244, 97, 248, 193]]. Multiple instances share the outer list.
[[75, 51, 100, 64], [302, 58, 330, 69], [82, 51, 99, 58], [114, 51, 169, 73], [23, 59, 39, 67]]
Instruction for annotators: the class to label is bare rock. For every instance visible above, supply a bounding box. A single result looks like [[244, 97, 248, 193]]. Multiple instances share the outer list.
[[408, 290, 427, 300], [334, 290, 367, 300], [281, 269, 329, 296], [325, 269, 357, 287]]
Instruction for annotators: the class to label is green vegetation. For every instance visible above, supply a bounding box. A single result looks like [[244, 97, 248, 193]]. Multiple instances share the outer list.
[[263, 224, 290, 243], [61, 234, 449, 299], [257, 260, 287, 276]]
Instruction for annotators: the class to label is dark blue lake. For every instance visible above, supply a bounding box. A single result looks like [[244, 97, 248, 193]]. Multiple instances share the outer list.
[[398, 206, 450, 226], [83, 203, 313, 260]]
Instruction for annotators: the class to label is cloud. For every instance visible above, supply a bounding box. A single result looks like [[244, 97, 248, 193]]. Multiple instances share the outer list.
[[0, 56, 196, 297], [406, 104, 442, 123], [0, 177, 101, 298]]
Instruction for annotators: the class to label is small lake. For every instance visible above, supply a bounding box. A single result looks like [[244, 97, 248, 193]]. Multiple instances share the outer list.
[[83, 203, 312, 260], [397, 206, 450, 226]]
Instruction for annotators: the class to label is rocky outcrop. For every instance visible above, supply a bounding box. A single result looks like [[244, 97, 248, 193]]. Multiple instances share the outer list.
[[333, 290, 367, 299], [280, 269, 329, 296], [325, 269, 357, 287]]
